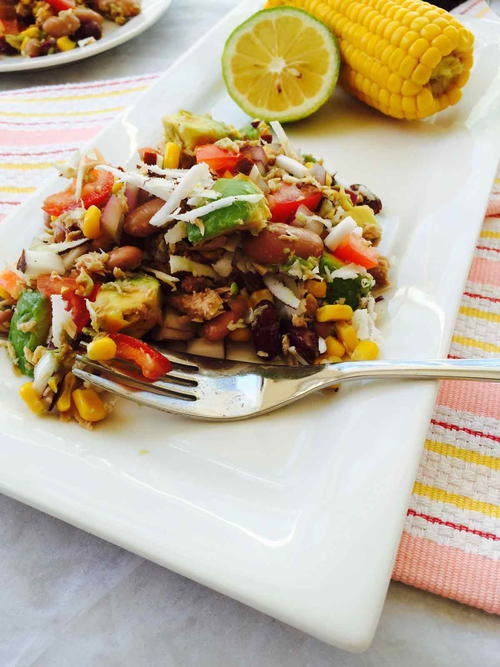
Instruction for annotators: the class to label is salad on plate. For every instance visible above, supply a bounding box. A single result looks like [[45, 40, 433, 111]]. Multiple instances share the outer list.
[[0, 111, 389, 425]]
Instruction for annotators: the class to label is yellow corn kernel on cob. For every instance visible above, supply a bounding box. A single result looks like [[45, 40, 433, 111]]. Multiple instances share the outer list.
[[265, 0, 474, 120]]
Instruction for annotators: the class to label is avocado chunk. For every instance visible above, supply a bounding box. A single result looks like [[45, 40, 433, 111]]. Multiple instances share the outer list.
[[187, 177, 270, 245], [93, 274, 161, 338], [319, 252, 344, 276], [163, 111, 238, 152], [8, 289, 51, 377]]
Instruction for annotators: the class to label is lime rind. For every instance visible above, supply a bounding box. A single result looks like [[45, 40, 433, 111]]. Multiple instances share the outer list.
[[222, 7, 340, 123]]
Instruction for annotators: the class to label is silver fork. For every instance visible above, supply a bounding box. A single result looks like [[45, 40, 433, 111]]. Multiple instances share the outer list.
[[72, 352, 500, 421]]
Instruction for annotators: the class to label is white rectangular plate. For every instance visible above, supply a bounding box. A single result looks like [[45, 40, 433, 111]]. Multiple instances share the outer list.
[[0, 0, 499, 651]]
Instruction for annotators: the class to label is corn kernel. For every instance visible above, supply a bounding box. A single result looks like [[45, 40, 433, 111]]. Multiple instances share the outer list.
[[351, 340, 379, 361], [305, 280, 326, 298], [336, 322, 359, 352], [87, 336, 117, 361], [72, 388, 107, 422], [56, 36, 76, 52], [249, 289, 273, 308], [325, 336, 346, 358], [56, 372, 76, 413], [82, 205, 101, 239], [228, 327, 251, 342], [163, 142, 181, 169], [111, 181, 123, 194], [19, 382, 46, 415], [316, 305, 353, 322], [19, 25, 40, 39], [314, 354, 343, 365], [48, 376, 58, 393]]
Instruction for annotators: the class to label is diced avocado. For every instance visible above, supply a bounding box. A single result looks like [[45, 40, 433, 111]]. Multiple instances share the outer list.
[[319, 252, 344, 276], [163, 111, 238, 152], [239, 124, 260, 141], [187, 177, 270, 245], [93, 274, 161, 338], [347, 205, 380, 231], [8, 289, 51, 377], [326, 275, 375, 309]]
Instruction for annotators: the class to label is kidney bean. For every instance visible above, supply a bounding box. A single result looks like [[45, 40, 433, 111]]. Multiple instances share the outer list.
[[43, 11, 80, 38], [348, 184, 382, 214], [74, 19, 102, 41], [73, 7, 104, 24], [314, 322, 333, 338], [107, 246, 143, 271], [285, 325, 319, 364], [0, 309, 13, 326], [38, 38, 57, 56], [123, 198, 164, 237], [202, 297, 247, 342], [251, 300, 281, 360], [24, 38, 41, 58], [243, 223, 323, 265]]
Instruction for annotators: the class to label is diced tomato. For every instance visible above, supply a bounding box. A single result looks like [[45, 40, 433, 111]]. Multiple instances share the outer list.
[[46, 0, 75, 11], [334, 232, 379, 269], [37, 274, 100, 331], [109, 333, 172, 381], [42, 169, 114, 217], [36, 275, 80, 297], [267, 184, 323, 223], [0, 18, 19, 35], [195, 144, 242, 173], [0, 269, 25, 300]]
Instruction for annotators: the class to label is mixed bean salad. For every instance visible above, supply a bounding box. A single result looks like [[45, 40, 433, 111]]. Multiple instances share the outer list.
[[0, 111, 389, 425], [0, 0, 139, 58]]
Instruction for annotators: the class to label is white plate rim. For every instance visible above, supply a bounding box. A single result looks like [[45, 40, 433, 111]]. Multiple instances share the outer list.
[[0, 0, 172, 73]]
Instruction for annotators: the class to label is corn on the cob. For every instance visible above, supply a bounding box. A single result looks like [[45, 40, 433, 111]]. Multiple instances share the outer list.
[[265, 0, 474, 119]]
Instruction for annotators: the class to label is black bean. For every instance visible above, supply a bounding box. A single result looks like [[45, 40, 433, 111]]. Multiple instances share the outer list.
[[251, 300, 281, 361]]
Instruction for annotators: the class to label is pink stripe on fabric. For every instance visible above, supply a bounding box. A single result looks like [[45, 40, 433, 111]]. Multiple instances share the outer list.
[[486, 198, 500, 216], [393, 533, 500, 614], [0, 74, 160, 97], [468, 257, 500, 286], [0, 126, 103, 146], [436, 381, 500, 419]]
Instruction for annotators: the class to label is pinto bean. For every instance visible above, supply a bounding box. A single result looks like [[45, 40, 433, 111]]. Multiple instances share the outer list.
[[202, 297, 247, 341], [243, 223, 323, 265], [73, 7, 104, 24], [123, 198, 164, 237], [0, 310, 13, 326], [43, 11, 80, 38], [107, 246, 143, 270], [24, 38, 41, 58]]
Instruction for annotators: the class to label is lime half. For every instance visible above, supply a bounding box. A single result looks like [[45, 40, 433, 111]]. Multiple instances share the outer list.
[[222, 7, 340, 122]]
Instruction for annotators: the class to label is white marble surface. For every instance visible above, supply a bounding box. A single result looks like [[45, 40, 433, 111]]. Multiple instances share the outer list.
[[1, 1, 500, 665]]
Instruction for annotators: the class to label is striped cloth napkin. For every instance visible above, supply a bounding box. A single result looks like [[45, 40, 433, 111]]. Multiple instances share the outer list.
[[0, 0, 498, 615]]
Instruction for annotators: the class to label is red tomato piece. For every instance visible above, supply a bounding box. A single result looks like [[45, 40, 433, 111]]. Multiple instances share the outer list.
[[62, 291, 90, 331], [36, 275, 80, 297], [334, 233, 379, 269], [0, 18, 20, 34], [195, 144, 242, 173], [46, 0, 75, 11], [0, 269, 25, 300], [267, 184, 322, 223], [42, 169, 114, 217], [109, 334, 172, 381]]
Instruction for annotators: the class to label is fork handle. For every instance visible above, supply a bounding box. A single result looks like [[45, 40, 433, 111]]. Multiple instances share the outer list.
[[327, 358, 500, 384]]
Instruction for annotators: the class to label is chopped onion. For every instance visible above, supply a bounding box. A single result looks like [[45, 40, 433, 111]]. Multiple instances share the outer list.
[[125, 184, 139, 212], [248, 165, 269, 193], [263, 274, 300, 309], [164, 221, 187, 245], [61, 244, 89, 271], [213, 252, 233, 278], [324, 216, 358, 252], [149, 163, 212, 227], [169, 255, 217, 279], [172, 194, 263, 223], [318, 337, 327, 355], [142, 266, 179, 288], [309, 162, 327, 185], [352, 308, 381, 343], [33, 350, 58, 396], [36, 237, 88, 254], [270, 121, 299, 159], [275, 154, 309, 179], [50, 294, 74, 348], [97, 165, 176, 200], [138, 163, 188, 178], [329, 263, 367, 280], [101, 194, 124, 242], [24, 250, 65, 278]]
